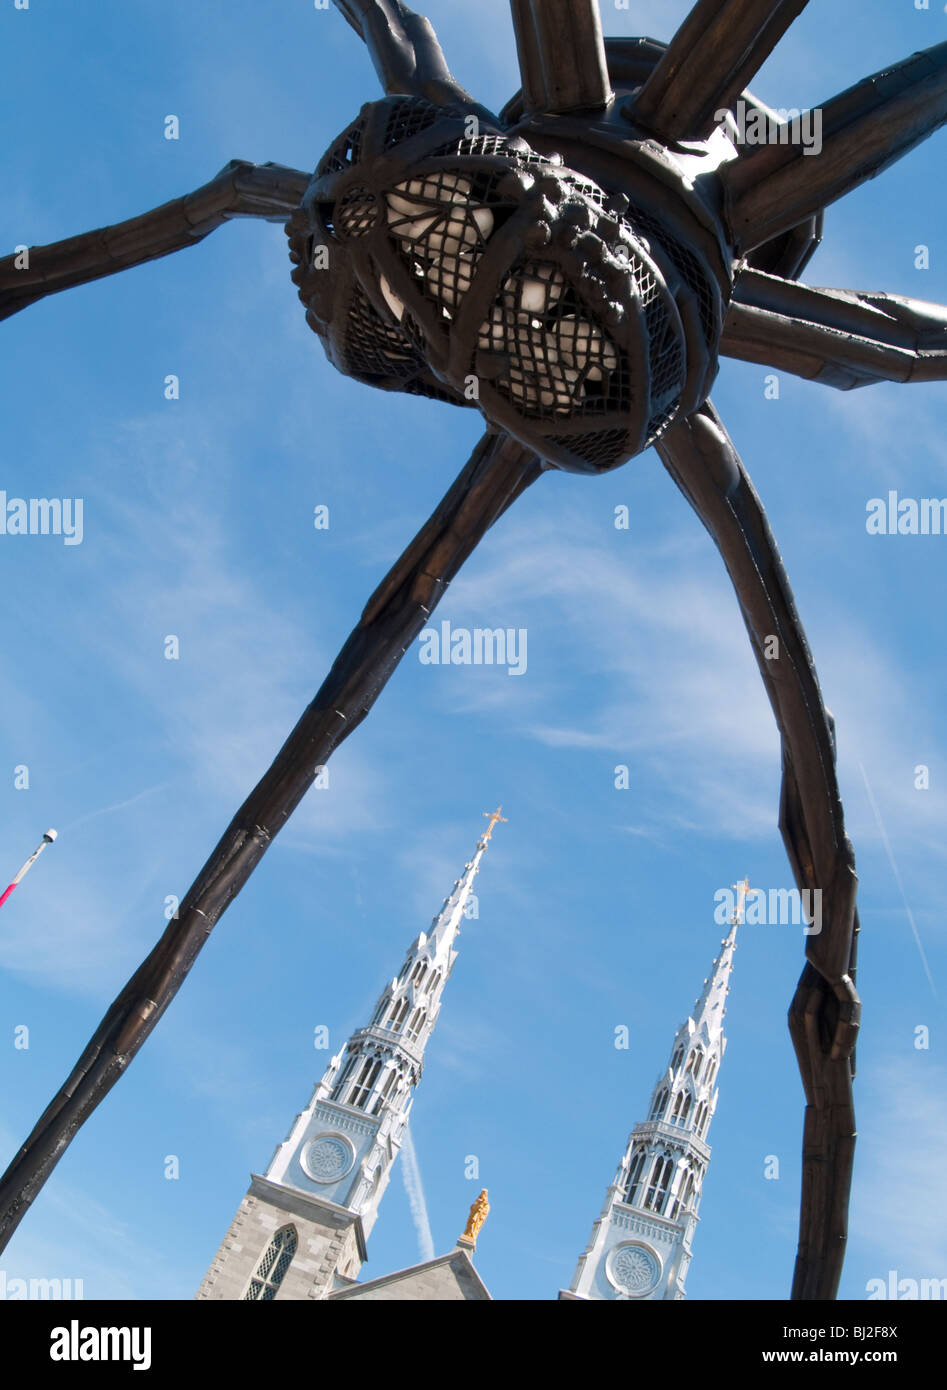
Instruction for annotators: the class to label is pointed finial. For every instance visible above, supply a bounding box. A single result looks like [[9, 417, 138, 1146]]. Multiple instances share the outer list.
[[459, 1188, 490, 1247], [730, 876, 751, 929], [481, 807, 508, 842]]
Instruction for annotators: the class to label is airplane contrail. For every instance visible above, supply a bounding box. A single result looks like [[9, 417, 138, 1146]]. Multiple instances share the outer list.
[[400, 1124, 435, 1263], [859, 762, 937, 1000], [64, 784, 166, 831]]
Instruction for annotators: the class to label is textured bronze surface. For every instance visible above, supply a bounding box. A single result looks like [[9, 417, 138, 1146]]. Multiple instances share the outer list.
[[634, 0, 812, 142], [0, 162, 309, 321], [657, 404, 860, 1300]]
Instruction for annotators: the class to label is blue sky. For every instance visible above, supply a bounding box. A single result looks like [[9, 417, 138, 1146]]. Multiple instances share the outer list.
[[1, 0, 945, 1302]]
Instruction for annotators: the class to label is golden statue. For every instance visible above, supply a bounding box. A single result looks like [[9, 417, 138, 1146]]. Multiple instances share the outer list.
[[460, 1188, 490, 1245]]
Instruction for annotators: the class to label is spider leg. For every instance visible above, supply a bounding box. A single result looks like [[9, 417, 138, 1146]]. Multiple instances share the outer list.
[[722, 269, 947, 388], [331, 0, 492, 120], [509, 1, 612, 115], [631, 0, 812, 144], [723, 41, 947, 253], [0, 161, 309, 322], [656, 403, 860, 1301], [0, 430, 541, 1256]]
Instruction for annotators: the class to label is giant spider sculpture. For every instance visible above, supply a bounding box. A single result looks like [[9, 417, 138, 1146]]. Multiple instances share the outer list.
[[2, 0, 946, 1302]]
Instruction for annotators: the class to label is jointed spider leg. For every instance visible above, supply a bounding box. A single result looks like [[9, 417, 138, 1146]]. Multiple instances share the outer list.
[[332, 0, 493, 121], [723, 40, 947, 253], [509, 1, 612, 115], [631, 0, 812, 144], [0, 431, 542, 1256], [0, 161, 309, 322], [723, 269, 947, 388], [0, 6, 498, 323], [657, 403, 859, 1301]]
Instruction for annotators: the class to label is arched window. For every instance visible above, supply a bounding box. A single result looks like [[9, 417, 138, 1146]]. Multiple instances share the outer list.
[[243, 1225, 297, 1301], [686, 1048, 703, 1078], [411, 960, 428, 988], [348, 1057, 382, 1109], [671, 1091, 692, 1126], [671, 1044, 684, 1071], [668, 1166, 697, 1220], [404, 1007, 426, 1041], [693, 1101, 707, 1135], [624, 1149, 647, 1206], [369, 1064, 400, 1114], [679, 1171, 696, 1213], [649, 1088, 669, 1121], [424, 969, 440, 995], [330, 1051, 357, 1101], [657, 1158, 676, 1213], [705, 1057, 718, 1088], [643, 1155, 674, 1212], [667, 1169, 683, 1219], [386, 996, 410, 1031]]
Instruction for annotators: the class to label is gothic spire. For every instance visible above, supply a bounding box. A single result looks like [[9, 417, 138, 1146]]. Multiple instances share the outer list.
[[263, 810, 505, 1246], [562, 880, 748, 1301], [198, 810, 504, 1302], [690, 876, 746, 1041]]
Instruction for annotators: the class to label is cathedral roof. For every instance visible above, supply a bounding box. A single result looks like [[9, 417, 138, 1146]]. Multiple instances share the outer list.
[[329, 1246, 491, 1301]]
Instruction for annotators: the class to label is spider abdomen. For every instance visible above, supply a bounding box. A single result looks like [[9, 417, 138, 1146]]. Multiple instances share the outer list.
[[290, 96, 730, 473]]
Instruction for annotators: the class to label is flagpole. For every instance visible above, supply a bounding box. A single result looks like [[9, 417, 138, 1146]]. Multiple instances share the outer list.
[[0, 830, 57, 911]]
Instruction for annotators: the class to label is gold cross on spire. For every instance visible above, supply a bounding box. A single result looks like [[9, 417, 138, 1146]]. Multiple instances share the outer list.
[[482, 807, 508, 842], [731, 876, 751, 926]]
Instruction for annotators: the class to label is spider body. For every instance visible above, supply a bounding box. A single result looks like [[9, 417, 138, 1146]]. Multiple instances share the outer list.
[[288, 38, 824, 477], [291, 85, 734, 472]]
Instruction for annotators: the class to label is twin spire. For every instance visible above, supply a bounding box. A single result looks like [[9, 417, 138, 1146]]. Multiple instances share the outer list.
[[260, 809, 506, 1255], [564, 878, 748, 1300], [251, 811, 745, 1298]]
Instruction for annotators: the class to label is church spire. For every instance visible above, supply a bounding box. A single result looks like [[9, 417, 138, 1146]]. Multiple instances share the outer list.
[[196, 810, 504, 1301], [689, 876, 745, 1039], [562, 881, 747, 1302], [423, 806, 505, 961], [264, 810, 504, 1246]]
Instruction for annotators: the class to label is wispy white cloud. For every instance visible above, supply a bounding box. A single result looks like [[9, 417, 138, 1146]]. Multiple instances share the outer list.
[[0, 411, 403, 994], [427, 521, 787, 837], [428, 509, 947, 865], [399, 1123, 435, 1263], [64, 783, 167, 832]]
